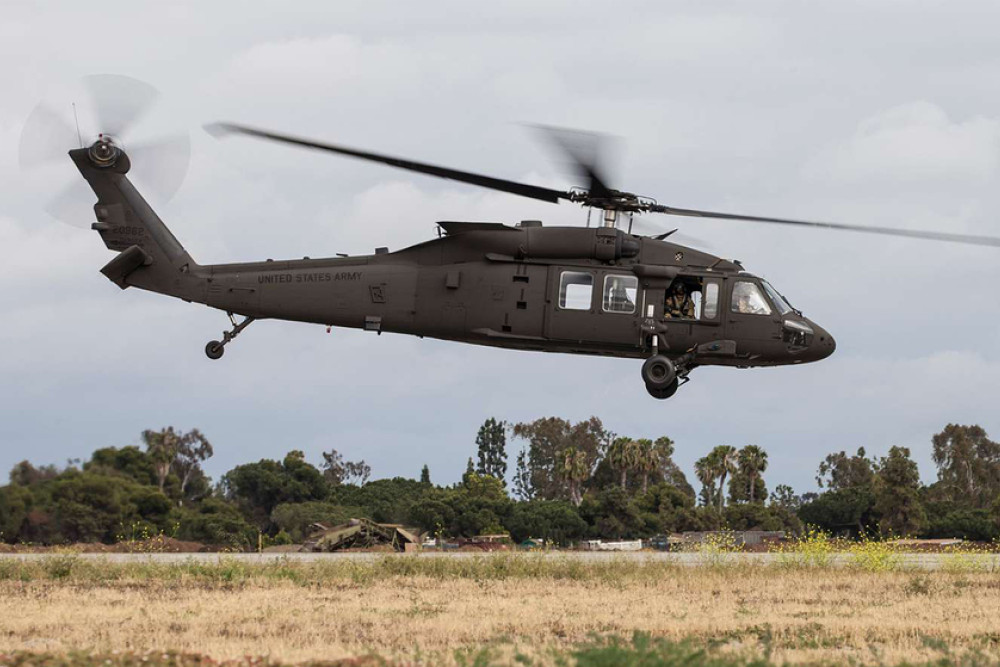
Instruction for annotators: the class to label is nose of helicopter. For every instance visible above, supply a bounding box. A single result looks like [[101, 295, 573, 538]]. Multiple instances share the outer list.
[[809, 322, 836, 361]]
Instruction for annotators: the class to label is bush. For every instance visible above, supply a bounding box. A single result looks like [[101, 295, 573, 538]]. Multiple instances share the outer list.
[[172, 498, 257, 550]]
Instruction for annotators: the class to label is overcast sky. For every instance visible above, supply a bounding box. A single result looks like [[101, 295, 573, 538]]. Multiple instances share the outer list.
[[2, 1, 998, 495]]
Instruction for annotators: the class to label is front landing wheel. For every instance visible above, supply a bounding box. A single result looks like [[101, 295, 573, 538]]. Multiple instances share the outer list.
[[641, 354, 676, 390], [646, 378, 679, 400], [205, 340, 225, 360]]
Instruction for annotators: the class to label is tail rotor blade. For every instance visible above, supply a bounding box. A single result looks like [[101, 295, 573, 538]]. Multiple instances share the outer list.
[[44, 180, 95, 228], [128, 134, 191, 203], [18, 103, 80, 170], [82, 74, 159, 138]]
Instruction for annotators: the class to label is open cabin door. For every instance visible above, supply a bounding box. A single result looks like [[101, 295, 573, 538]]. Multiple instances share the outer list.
[[660, 275, 723, 352]]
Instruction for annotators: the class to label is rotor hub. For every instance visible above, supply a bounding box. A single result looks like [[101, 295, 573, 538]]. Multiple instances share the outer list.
[[88, 134, 121, 167]]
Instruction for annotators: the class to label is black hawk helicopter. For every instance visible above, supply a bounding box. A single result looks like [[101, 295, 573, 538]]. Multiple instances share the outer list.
[[23, 77, 1000, 399]]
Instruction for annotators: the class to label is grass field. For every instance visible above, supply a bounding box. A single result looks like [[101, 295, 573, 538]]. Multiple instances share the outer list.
[[1, 553, 999, 666]]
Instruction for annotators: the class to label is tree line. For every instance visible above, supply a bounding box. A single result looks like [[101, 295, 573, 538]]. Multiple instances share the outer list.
[[0, 419, 998, 548]]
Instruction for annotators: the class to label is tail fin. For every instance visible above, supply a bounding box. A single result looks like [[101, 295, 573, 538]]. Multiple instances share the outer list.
[[70, 147, 202, 297]]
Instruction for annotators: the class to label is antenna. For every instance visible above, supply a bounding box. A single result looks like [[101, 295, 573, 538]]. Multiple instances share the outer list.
[[72, 103, 83, 148]]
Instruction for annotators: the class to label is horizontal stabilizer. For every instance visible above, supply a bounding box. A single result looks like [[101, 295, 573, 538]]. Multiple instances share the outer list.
[[100, 244, 152, 289]]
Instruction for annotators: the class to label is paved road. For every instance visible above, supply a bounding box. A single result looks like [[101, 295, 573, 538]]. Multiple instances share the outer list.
[[2, 551, 997, 570]]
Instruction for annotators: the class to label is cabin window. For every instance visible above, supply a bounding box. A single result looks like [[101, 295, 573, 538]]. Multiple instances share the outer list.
[[703, 282, 719, 319], [558, 271, 593, 310], [602, 275, 637, 313], [731, 281, 772, 315]]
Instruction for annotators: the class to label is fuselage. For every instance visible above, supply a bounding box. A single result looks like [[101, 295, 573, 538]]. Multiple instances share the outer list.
[[193, 221, 835, 368]]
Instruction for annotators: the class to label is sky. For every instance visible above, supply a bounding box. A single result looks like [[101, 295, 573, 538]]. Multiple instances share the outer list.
[[1, 1, 999, 495]]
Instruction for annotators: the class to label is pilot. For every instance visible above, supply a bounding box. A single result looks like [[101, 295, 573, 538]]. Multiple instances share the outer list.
[[665, 281, 694, 319]]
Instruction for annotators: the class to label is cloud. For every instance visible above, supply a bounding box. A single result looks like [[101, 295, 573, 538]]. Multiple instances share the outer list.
[[809, 101, 1000, 186]]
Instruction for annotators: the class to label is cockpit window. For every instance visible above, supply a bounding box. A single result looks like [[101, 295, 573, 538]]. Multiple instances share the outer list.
[[761, 280, 793, 316], [731, 281, 772, 316]]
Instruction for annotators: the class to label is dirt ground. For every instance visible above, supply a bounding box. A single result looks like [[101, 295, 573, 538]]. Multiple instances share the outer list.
[[1, 563, 998, 665]]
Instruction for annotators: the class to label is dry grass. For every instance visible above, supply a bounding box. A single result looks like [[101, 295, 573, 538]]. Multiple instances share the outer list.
[[0, 556, 998, 665]]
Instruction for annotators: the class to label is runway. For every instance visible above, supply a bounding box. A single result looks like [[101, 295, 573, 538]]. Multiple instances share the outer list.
[[2, 550, 997, 570]]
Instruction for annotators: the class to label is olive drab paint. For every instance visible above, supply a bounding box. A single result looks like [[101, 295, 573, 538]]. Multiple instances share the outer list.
[[69, 136, 837, 400]]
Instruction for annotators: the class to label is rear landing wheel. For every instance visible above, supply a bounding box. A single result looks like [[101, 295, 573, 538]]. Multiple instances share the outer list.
[[205, 340, 225, 360], [646, 378, 679, 400]]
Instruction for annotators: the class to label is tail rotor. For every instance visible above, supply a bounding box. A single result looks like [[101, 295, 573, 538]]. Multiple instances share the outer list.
[[18, 74, 191, 228]]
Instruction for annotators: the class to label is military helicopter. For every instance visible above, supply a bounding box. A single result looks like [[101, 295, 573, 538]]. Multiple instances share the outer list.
[[22, 77, 1000, 399]]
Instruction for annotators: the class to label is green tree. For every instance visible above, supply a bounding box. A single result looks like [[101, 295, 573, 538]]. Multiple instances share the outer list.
[[798, 486, 876, 537], [578, 486, 644, 539], [420, 464, 431, 486], [84, 446, 157, 487], [321, 449, 371, 486], [222, 451, 327, 530], [172, 497, 257, 550], [558, 447, 591, 506], [931, 424, 1000, 508], [729, 445, 769, 504], [634, 439, 658, 494], [142, 427, 212, 499], [511, 417, 609, 502], [512, 449, 534, 500], [142, 427, 182, 493], [475, 418, 508, 483], [872, 446, 926, 536], [606, 437, 638, 490], [816, 447, 875, 490], [504, 500, 587, 545], [9, 460, 60, 486], [331, 477, 428, 524], [770, 484, 801, 511], [173, 430, 213, 503], [0, 484, 32, 542], [699, 445, 737, 510], [694, 456, 717, 507]]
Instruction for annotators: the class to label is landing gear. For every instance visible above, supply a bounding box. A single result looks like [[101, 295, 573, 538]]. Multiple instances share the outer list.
[[646, 378, 680, 400], [641, 353, 692, 400], [641, 354, 676, 389], [204, 312, 255, 360]]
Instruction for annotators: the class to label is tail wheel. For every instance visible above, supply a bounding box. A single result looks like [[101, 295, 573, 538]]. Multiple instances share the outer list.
[[205, 341, 225, 360], [641, 354, 676, 390]]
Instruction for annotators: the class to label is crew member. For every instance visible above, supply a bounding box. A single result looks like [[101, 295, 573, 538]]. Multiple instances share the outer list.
[[665, 281, 694, 319]]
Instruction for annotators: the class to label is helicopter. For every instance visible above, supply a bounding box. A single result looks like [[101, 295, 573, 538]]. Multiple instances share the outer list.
[[24, 78, 1000, 400]]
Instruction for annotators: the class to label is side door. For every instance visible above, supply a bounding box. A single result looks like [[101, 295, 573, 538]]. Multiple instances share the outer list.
[[596, 271, 642, 346], [661, 275, 723, 351], [725, 278, 784, 358], [545, 266, 599, 342]]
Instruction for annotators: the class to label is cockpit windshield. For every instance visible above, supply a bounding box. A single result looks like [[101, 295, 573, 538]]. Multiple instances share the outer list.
[[761, 280, 794, 316]]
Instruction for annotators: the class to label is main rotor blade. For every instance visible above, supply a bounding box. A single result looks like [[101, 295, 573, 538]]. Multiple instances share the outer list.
[[531, 124, 615, 198], [649, 204, 1000, 248], [208, 122, 573, 205]]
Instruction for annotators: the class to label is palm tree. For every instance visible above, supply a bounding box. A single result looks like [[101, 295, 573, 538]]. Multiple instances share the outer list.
[[607, 437, 636, 490], [694, 455, 716, 506], [559, 446, 590, 506], [738, 445, 769, 503], [707, 445, 738, 510]]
